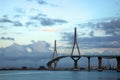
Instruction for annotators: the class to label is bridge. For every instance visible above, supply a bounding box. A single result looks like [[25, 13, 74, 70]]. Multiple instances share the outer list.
[[47, 28, 120, 71], [47, 55, 120, 71]]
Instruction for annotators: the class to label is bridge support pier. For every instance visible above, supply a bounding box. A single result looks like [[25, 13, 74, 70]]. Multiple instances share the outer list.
[[116, 57, 120, 72], [53, 60, 58, 70], [71, 56, 80, 69], [47, 64, 52, 70], [88, 57, 90, 71], [98, 57, 102, 71], [54, 62, 57, 69]]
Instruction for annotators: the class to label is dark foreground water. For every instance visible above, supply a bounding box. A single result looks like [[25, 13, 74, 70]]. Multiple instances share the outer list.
[[0, 70, 120, 80]]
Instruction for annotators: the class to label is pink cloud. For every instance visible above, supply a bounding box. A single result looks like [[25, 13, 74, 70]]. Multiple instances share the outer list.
[[40, 27, 58, 32]]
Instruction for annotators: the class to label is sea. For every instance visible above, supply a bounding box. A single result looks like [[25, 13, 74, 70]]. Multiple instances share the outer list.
[[0, 70, 120, 80]]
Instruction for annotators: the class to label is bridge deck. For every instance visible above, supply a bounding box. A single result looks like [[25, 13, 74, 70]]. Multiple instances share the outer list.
[[65, 55, 120, 58], [47, 55, 120, 68]]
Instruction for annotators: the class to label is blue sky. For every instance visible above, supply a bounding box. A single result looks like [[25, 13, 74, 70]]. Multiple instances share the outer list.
[[0, 0, 120, 68]]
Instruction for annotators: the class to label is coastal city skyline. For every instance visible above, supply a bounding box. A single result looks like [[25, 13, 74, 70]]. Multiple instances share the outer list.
[[0, 0, 120, 68]]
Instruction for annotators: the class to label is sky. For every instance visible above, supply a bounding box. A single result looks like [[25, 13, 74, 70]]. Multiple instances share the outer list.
[[0, 0, 120, 68]]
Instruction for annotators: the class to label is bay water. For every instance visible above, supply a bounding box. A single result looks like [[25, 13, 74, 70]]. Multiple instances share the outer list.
[[0, 70, 120, 80]]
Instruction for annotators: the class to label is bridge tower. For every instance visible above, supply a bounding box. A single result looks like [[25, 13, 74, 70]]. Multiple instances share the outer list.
[[71, 27, 81, 69], [116, 57, 120, 72], [52, 40, 58, 69]]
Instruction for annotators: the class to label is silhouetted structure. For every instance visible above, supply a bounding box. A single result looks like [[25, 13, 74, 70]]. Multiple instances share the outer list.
[[71, 27, 80, 69], [47, 28, 120, 72], [87, 56, 90, 71], [98, 57, 102, 71], [50, 40, 58, 69], [21, 66, 27, 70], [116, 57, 120, 72], [38, 66, 47, 70]]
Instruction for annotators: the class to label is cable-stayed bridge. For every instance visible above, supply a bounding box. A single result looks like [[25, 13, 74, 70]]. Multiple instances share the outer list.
[[47, 28, 120, 72]]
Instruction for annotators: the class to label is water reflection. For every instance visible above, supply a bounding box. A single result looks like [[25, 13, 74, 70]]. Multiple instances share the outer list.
[[0, 70, 120, 80]]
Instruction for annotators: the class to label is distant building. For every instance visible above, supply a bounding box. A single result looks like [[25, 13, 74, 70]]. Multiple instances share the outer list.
[[21, 66, 27, 70], [38, 66, 46, 70]]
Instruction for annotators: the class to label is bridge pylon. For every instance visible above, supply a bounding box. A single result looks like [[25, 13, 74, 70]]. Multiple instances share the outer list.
[[116, 57, 120, 72], [51, 40, 58, 70], [71, 27, 80, 69]]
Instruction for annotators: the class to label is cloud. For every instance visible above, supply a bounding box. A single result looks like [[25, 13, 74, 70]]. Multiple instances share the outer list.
[[40, 18, 68, 26], [41, 18, 67, 26], [27, 0, 48, 5], [13, 21, 23, 26], [30, 14, 68, 26], [61, 32, 73, 42], [89, 30, 94, 37], [0, 37, 15, 41], [27, 0, 58, 7], [0, 40, 52, 67], [14, 8, 25, 14], [97, 18, 120, 35], [53, 19, 68, 23], [30, 13, 47, 20], [25, 21, 38, 27], [78, 36, 120, 48], [0, 17, 23, 27], [0, 18, 12, 23], [77, 17, 120, 36], [37, 0, 48, 5], [40, 18, 55, 26], [40, 18, 67, 26], [14, 14, 23, 18], [29, 40, 51, 53], [0, 40, 52, 57], [102, 50, 120, 55], [0, 13, 67, 28], [61, 31, 120, 49]]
